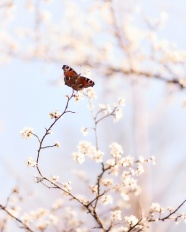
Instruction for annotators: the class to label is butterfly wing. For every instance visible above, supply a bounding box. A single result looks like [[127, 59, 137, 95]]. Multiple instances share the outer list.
[[62, 65, 78, 88], [73, 76, 95, 91]]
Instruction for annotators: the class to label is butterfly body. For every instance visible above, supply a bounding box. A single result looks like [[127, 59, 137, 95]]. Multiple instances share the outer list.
[[62, 65, 95, 91]]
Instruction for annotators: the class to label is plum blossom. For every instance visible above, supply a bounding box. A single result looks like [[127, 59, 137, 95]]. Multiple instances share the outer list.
[[26, 157, 37, 167], [99, 104, 112, 115], [49, 111, 61, 119], [101, 178, 113, 186], [51, 175, 59, 183], [81, 127, 88, 136], [74, 92, 84, 102], [101, 195, 113, 205], [77, 141, 104, 162], [111, 210, 122, 221], [109, 142, 123, 159], [150, 203, 164, 213], [83, 88, 97, 100], [20, 127, 34, 139], [120, 156, 134, 167], [55, 141, 60, 147], [89, 185, 98, 194], [52, 199, 63, 210], [124, 215, 138, 227], [114, 108, 123, 122], [73, 152, 85, 164]]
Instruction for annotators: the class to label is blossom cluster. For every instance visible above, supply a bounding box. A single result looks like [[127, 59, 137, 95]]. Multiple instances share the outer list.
[[98, 97, 125, 123], [73, 141, 104, 164], [73, 140, 156, 206]]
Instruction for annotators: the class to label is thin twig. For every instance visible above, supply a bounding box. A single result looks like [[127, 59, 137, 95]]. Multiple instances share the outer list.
[[0, 205, 34, 232], [160, 199, 186, 221]]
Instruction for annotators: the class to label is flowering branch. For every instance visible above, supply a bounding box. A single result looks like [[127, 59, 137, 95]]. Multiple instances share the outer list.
[[160, 199, 186, 221], [0, 205, 34, 232], [106, 67, 186, 89], [36, 90, 75, 167], [0, 188, 34, 232], [19, 88, 186, 231], [125, 199, 186, 231]]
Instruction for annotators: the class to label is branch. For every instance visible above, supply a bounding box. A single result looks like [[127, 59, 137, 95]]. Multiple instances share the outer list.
[[107, 67, 186, 89], [36, 90, 75, 172], [0, 205, 34, 232], [160, 199, 186, 221]]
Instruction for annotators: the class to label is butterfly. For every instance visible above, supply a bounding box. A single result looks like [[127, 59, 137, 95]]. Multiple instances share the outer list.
[[62, 65, 95, 91]]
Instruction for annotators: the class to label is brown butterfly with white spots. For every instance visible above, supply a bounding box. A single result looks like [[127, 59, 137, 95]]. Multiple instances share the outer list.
[[62, 65, 95, 91]]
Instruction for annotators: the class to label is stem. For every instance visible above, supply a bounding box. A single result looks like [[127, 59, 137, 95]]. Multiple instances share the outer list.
[[36, 90, 75, 174], [0, 205, 34, 232]]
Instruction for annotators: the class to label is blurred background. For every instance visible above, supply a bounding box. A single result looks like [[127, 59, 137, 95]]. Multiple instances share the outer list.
[[0, 0, 186, 231]]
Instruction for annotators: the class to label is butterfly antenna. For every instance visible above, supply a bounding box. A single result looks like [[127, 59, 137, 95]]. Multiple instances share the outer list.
[[79, 64, 82, 73]]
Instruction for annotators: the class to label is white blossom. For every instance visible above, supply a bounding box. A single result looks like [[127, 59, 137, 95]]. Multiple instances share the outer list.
[[120, 192, 130, 201], [74, 92, 84, 102], [49, 111, 61, 119], [52, 199, 63, 210], [48, 214, 58, 225], [77, 141, 103, 162], [110, 164, 119, 176], [83, 88, 97, 100], [20, 127, 34, 139], [62, 182, 72, 193], [55, 141, 60, 147], [118, 97, 125, 106], [36, 221, 49, 230], [109, 142, 123, 159], [8, 207, 20, 218], [166, 207, 174, 212], [122, 175, 138, 190], [101, 195, 113, 205], [89, 185, 98, 194], [73, 152, 85, 164], [92, 150, 104, 163], [101, 178, 113, 186], [26, 157, 37, 167], [78, 141, 93, 156], [138, 156, 145, 163], [47, 130, 53, 135], [118, 226, 128, 232], [114, 108, 123, 122], [51, 175, 59, 183], [99, 104, 112, 115], [124, 215, 138, 227], [111, 210, 122, 221], [40, 10, 51, 23], [150, 203, 164, 213], [147, 156, 156, 165], [120, 156, 134, 167], [136, 164, 144, 175], [114, 97, 126, 107], [106, 159, 115, 167], [81, 127, 88, 136], [76, 228, 89, 232]]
